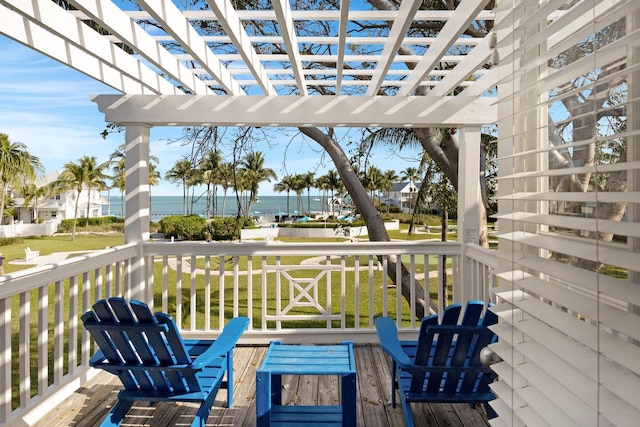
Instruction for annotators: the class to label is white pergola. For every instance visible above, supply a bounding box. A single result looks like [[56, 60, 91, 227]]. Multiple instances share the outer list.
[[0, 0, 496, 293]]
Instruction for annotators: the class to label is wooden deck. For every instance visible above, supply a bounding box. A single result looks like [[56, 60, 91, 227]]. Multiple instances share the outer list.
[[37, 344, 492, 427]]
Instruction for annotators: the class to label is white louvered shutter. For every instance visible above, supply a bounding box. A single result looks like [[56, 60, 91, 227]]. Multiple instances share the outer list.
[[491, 0, 640, 426]]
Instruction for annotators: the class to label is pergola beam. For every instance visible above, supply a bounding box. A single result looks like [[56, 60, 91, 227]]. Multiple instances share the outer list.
[[272, 0, 308, 95], [428, 33, 492, 97], [0, 4, 148, 94], [0, 0, 177, 95], [137, 0, 244, 95], [207, 0, 276, 95], [365, 0, 423, 96], [398, 0, 491, 96], [68, 0, 210, 95], [91, 95, 496, 127]]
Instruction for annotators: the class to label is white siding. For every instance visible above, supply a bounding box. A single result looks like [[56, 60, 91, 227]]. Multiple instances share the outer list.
[[492, 0, 640, 425]]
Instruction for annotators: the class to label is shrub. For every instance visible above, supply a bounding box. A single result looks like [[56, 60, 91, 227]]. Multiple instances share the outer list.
[[208, 217, 242, 241], [159, 215, 206, 240], [58, 216, 124, 232]]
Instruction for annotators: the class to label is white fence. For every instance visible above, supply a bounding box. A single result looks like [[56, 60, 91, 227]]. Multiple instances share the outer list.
[[0, 220, 58, 238]]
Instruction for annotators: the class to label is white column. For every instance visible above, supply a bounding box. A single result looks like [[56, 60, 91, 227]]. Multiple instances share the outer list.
[[457, 125, 482, 303], [124, 124, 151, 303]]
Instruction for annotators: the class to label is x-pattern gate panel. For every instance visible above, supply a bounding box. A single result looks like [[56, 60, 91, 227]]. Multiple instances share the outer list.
[[262, 261, 344, 328]]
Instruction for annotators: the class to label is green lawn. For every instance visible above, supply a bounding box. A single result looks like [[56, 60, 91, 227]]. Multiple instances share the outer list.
[[1, 234, 125, 274]]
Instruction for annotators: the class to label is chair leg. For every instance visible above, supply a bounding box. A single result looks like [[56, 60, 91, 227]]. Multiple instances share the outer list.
[[191, 385, 220, 427], [226, 350, 234, 406], [100, 399, 133, 427], [391, 361, 397, 408], [399, 394, 415, 427]]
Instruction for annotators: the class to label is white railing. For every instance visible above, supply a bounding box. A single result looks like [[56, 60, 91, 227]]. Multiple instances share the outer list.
[[465, 243, 500, 303], [0, 239, 506, 426], [143, 240, 463, 344], [0, 244, 137, 426]]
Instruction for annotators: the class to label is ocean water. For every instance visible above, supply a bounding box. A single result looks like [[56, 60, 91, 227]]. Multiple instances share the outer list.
[[103, 195, 336, 222]]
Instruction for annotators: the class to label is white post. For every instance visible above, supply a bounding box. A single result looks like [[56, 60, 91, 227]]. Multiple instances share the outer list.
[[457, 126, 482, 303], [124, 124, 151, 303]]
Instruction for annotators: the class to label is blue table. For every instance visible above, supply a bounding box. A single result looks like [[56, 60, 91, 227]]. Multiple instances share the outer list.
[[256, 341, 357, 427]]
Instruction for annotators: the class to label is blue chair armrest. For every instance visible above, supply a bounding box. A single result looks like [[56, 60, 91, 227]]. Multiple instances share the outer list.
[[190, 317, 249, 370], [375, 317, 413, 369]]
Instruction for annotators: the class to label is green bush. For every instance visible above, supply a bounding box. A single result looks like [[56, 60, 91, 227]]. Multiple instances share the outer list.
[[208, 217, 243, 241], [159, 215, 206, 240], [58, 216, 124, 232]]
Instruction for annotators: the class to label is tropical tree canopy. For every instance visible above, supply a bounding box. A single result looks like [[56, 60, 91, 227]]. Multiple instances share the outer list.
[[0, 133, 42, 224]]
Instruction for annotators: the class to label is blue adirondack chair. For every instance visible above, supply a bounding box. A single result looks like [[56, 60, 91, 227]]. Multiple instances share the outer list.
[[375, 301, 498, 427], [81, 298, 249, 427]]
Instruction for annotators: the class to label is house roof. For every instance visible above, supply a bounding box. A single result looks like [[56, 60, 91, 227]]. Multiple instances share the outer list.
[[0, 1, 497, 128], [392, 182, 421, 192]]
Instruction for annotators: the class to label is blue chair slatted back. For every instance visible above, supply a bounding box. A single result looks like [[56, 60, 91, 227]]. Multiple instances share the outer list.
[[82, 297, 200, 394], [409, 301, 497, 396]]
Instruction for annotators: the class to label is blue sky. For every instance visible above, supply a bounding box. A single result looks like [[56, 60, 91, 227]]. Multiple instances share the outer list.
[[0, 35, 420, 197]]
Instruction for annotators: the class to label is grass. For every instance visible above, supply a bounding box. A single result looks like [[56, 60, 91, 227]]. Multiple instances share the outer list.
[[0, 233, 125, 275]]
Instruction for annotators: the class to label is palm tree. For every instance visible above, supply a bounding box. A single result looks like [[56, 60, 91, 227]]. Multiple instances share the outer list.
[[198, 150, 221, 218], [21, 181, 49, 223], [51, 156, 109, 240], [273, 175, 294, 217], [303, 172, 315, 214], [238, 151, 276, 215], [382, 169, 398, 212], [109, 144, 160, 218], [323, 170, 343, 216], [401, 166, 421, 212], [217, 162, 234, 218], [148, 163, 161, 219], [289, 173, 306, 213], [0, 133, 42, 224], [165, 157, 193, 215]]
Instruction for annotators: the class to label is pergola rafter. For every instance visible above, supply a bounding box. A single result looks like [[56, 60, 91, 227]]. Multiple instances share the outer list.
[[136, 0, 244, 95], [67, 0, 212, 95], [398, 0, 491, 96]]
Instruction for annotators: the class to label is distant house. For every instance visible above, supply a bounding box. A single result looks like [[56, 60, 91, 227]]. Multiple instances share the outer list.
[[11, 171, 109, 224], [388, 181, 421, 213]]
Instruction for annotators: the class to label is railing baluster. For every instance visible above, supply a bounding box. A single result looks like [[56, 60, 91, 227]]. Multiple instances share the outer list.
[[409, 255, 415, 329], [19, 292, 30, 407], [247, 256, 253, 331], [367, 256, 374, 329], [37, 286, 48, 396], [190, 255, 197, 331], [162, 255, 168, 313], [354, 255, 360, 329], [81, 272, 91, 366], [0, 297, 10, 423], [204, 255, 211, 331], [68, 276, 78, 375], [233, 256, 239, 318], [176, 255, 183, 329], [218, 255, 224, 328], [54, 281, 63, 385]]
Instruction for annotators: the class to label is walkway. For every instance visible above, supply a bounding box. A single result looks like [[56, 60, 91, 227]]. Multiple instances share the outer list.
[[8, 250, 94, 267]]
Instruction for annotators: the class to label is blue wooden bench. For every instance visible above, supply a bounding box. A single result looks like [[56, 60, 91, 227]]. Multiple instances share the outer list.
[[375, 301, 498, 427], [81, 298, 249, 427]]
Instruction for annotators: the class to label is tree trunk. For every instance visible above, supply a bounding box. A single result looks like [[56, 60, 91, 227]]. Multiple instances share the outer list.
[[300, 127, 436, 318]]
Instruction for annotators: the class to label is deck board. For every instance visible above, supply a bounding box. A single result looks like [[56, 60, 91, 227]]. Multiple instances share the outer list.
[[34, 344, 491, 427]]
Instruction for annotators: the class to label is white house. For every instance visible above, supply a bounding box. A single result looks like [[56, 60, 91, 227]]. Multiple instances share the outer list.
[[10, 171, 109, 224], [388, 181, 421, 213]]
